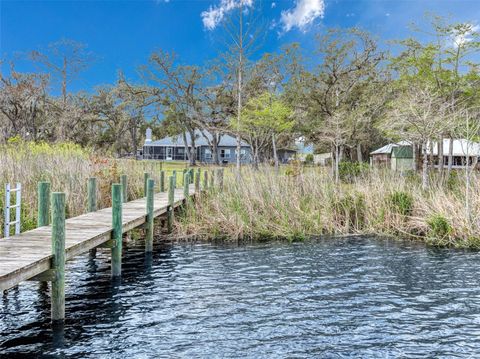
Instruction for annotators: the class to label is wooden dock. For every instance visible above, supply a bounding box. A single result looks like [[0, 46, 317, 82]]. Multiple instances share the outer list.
[[0, 168, 221, 322], [0, 186, 194, 291]]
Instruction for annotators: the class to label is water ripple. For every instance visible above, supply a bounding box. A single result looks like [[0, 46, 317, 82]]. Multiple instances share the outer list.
[[2, 237, 480, 358]]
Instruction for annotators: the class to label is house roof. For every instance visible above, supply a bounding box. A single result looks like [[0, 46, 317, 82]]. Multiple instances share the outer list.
[[370, 140, 412, 155], [144, 130, 250, 147], [427, 139, 480, 156]]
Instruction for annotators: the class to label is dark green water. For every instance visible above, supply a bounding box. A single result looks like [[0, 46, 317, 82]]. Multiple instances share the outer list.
[[1, 237, 480, 358]]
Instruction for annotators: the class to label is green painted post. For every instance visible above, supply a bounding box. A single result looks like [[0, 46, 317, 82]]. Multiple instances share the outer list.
[[87, 177, 97, 257], [183, 173, 190, 199], [203, 171, 208, 190], [51, 192, 66, 322], [146, 178, 155, 252], [120, 175, 128, 203], [144, 172, 149, 197], [37, 181, 51, 227], [182, 169, 187, 187], [195, 169, 200, 193], [111, 184, 123, 277], [160, 170, 165, 192], [189, 169, 194, 184], [172, 170, 177, 189], [167, 176, 175, 233]]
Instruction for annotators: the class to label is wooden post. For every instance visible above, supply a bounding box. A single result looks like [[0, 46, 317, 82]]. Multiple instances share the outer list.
[[195, 169, 200, 193], [189, 169, 194, 184], [111, 184, 122, 277], [51, 192, 66, 322], [184, 173, 190, 199], [172, 170, 177, 189], [167, 176, 174, 233], [210, 170, 215, 188], [217, 169, 224, 191], [120, 175, 128, 203], [144, 172, 149, 197], [87, 177, 97, 212], [37, 181, 51, 227], [203, 171, 208, 190], [160, 170, 165, 192], [87, 177, 97, 257], [146, 178, 154, 252]]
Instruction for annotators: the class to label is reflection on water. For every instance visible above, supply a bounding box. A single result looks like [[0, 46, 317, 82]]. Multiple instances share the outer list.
[[2, 237, 480, 358]]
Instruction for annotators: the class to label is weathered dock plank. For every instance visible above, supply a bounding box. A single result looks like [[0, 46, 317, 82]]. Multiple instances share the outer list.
[[0, 185, 195, 291]]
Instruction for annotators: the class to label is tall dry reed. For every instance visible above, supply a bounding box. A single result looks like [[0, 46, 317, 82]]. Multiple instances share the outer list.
[[177, 166, 480, 247]]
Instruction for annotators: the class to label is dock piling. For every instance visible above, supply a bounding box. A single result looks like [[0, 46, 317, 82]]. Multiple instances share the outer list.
[[51, 192, 66, 323], [87, 178, 97, 257], [217, 169, 224, 191], [146, 178, 155, 252], [37, 181, 51, 227], [184, 173, 190, 199], [167, 176, 174, 233], [203, 171, 208, 190], [120, 175, 128, 203], [160, 170, 165, 192], [195, 169, 200, 192], [111, 184, 123, 277], [143, 172, 149, 197]]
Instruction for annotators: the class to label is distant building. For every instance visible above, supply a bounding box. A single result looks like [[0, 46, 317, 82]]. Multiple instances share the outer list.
[[369, 140, 412, 167], [370, 139, 480, 170], [141, 129, 252, 164], [391, 146, 415, 171]]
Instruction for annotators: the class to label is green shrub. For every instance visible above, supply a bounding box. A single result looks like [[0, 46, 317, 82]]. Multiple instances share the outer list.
[[338, 161, 369, 183], [427, 214, 452, 239], [446, 170, 459, 191], [304, 154, 314, 165], [389, 191, 414, 216]]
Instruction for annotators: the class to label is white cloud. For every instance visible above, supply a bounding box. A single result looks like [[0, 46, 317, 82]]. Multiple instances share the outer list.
[[451, 24, 479, 48], [201, 0, 254, 30], [280, 0, 325, 32]]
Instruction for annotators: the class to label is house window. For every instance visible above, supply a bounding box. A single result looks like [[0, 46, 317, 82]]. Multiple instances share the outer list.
[[221, 149, 231, 158], [205, 148, 212, 159], [178, 147, 185, 154]]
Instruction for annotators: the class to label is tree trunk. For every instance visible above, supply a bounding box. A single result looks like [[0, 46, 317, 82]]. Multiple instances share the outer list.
[[422, 142, 429, 190], [412, 142, 417, 171], [182, 131, 190, 163], [428, 140, 434, 169], [272, 133, 279, 174], [438, 138, 444, 175], [189, 130, 196, 166], [447, 136, 454, 174], [357, 143, 363, 163], [212, 135, 219, 165], [335, 144, 340, 184]]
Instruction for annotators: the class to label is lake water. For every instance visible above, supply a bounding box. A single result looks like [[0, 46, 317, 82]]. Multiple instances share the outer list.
[[2, 237, 480, 358]]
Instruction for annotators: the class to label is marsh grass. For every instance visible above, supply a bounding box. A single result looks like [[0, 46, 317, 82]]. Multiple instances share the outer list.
[[0, 140, 193, 234], [177, 165, 480, 248]]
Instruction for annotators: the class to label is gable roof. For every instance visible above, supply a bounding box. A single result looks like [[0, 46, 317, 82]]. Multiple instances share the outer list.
[[144, 130, 250, 147], [370, 140, 412, 155]]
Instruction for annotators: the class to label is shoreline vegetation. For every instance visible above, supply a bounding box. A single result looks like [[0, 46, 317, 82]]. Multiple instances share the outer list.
[[1, 140, 478, 249], [177, 165, 480, 249]]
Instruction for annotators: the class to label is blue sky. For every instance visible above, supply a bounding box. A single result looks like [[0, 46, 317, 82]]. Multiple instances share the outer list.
[[1, 0, 479, 94]]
